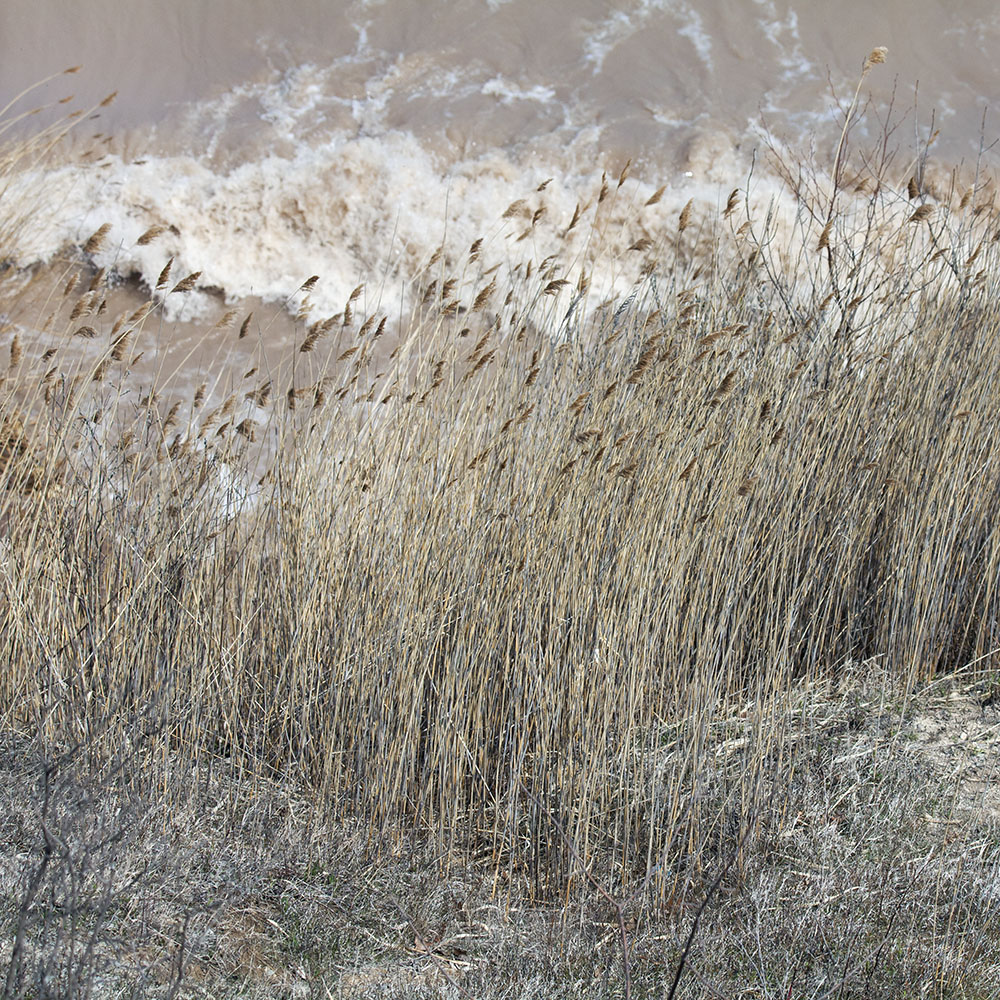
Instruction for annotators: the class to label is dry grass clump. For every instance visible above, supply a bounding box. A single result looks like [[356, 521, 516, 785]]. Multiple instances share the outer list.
[[2, 673, 997, 998], [1, 68, 1000, 995]]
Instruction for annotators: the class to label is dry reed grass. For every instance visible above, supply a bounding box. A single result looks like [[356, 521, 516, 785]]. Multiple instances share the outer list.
[[0, 68, 999, 997]]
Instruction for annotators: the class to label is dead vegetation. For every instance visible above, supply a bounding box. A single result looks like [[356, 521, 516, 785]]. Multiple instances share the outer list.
[[1, 670, 997, 999], [1, 54, 999, 997]]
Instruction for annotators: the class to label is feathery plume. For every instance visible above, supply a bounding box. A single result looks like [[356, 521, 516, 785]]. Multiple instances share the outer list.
[[83, 223, 111, 254], [170, 271, 201, 293], [137, 225, 167, 245]]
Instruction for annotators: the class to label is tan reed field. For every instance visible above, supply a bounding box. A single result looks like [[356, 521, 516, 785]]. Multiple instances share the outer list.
[[1, 65, 999, 933]]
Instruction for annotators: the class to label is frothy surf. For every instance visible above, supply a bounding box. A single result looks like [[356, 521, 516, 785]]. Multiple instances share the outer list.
[[1, 0, 996, 342], [9, 128, 760, 330]]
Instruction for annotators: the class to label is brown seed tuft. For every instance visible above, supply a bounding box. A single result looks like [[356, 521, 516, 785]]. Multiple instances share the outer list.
[[127, 301, 154, 327], [678, 199, 693, 233], [714, 370, 737, 398], [645, 185, 666, 207], [239, 312, 254, 339], [170, 271, 201, 293], [110, 332, 130, 360], [909, 204, 934, 224], [212, 309, 239, 332], [162, 401, 182, 430], [473, 279, 497, 311], [137, 225, 167, 245], [465, 350, 495, 378], [627, 344, 659, 385], [245, 381, 272, 407], [155, 257, 174, 290], [502, 199, 528, 220], [863, 46, 888, 71], [724, 189, 740, 217], [83, 223, 112, 254]]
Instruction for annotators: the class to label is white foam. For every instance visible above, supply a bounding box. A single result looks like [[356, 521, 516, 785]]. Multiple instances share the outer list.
[[583, 10, 639, 73], [673, 3, 715, 71], [751, 1, 813, 85], [481, 77, 557, 106], [9, 123, 781, 333], [584, 0, 714, 74]]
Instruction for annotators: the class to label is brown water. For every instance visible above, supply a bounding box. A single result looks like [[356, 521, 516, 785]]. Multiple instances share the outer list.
[[1, 0, 998, 328], [5, 0, 998, 157]]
